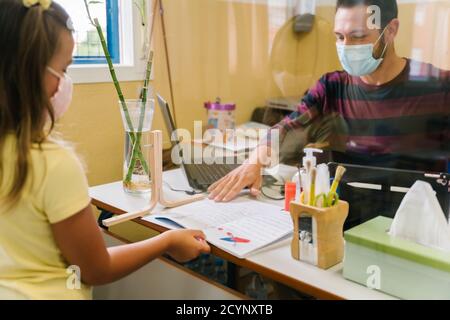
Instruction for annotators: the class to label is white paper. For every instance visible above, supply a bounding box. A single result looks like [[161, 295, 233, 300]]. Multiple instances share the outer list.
[[204, 211, 293, 258], [149, 198, 293, 258], [209, 136, 258, 152]]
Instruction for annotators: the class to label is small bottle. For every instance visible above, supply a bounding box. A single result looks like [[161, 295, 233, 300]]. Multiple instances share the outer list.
[[284, 182, 297, 211]]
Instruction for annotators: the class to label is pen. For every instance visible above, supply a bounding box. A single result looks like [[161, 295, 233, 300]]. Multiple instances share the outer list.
[[347, 182, 381, 190]]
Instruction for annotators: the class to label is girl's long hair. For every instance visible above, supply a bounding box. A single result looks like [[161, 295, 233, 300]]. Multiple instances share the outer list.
[[0, 0, 72, 207]]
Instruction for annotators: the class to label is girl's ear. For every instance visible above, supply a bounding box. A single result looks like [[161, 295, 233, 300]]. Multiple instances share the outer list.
[[44, 68, 60, 99]]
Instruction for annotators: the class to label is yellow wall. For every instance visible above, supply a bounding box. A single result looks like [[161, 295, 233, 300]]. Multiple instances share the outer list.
[[62, 0, 450, 187], [396, 1, 450, 69]]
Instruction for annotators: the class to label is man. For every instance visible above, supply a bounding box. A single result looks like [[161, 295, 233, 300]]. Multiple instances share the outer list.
[[208, 0, 449, 203]]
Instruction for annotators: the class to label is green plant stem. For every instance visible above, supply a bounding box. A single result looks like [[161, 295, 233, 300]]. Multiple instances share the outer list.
[[84, 1, 149, 183], [125, 52, 154, 182], [93, 18, 149, 179], [133, 0, 146, 26], [94, 24, 148, 178]]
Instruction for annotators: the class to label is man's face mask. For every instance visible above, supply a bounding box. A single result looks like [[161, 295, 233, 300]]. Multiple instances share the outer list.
[[47, 66, 73, 119], [336, 26, 389, 77]]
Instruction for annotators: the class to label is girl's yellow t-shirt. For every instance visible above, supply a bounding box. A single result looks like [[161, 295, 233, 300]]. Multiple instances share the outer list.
[[0, 135, 92, 300]]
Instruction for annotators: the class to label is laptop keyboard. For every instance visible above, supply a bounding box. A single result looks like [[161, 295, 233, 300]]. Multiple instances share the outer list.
[[185, 163, 238, 187]]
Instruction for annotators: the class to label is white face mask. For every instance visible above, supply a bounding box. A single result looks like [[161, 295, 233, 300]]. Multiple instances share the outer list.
[[336, 27, 389, 77], [47, 66, 73, 119]]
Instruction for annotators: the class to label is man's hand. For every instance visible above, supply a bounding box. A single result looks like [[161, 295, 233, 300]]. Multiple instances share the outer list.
[[207, 162, 263, 202]]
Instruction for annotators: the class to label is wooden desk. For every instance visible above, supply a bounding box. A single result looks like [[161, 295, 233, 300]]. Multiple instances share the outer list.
[[89, 169, 395, 300]]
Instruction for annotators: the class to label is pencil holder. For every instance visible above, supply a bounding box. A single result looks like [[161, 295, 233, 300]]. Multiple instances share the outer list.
[[289, 198, 349, 269]]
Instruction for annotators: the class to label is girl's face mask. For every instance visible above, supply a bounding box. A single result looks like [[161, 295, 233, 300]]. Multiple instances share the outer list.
[[47, 66, 73, 119], [336, 26, 389, 77]]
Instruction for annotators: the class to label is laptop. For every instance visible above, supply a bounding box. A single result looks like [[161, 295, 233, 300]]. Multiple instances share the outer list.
[[156, 94, 240, 191]]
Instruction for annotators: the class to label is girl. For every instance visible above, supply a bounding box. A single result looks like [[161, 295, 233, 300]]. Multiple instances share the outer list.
[[0, 0, 210, 300]]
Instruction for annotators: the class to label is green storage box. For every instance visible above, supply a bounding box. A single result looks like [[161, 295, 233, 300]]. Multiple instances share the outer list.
[[343, 216, 450, 300]]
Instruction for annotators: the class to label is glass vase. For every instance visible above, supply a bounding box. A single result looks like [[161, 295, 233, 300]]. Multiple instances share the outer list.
[[119, 99, 154, 194]]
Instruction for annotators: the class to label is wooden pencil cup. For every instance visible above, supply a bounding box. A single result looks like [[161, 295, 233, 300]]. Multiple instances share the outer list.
[[289, 199, 349, 270]]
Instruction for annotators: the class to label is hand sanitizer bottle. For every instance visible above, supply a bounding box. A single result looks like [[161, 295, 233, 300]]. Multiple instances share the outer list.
[[293, 148, 323, 204]]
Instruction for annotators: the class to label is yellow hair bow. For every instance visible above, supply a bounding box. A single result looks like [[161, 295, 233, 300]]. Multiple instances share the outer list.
[[23, 0, 52, 10]]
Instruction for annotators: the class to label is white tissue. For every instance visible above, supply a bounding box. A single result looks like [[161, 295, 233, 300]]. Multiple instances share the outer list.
[[389, 181, 450, 253]]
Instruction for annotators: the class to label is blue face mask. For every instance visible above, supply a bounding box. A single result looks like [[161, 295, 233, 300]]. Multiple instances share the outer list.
[[336, 27, 388, 77]]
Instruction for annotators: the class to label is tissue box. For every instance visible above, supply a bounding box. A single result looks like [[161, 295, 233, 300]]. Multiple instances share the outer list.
[[343, 216, 450, 299]]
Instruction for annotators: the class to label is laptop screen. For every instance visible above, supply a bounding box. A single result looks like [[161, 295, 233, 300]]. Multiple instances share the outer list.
[[156, 94, 179, 146]]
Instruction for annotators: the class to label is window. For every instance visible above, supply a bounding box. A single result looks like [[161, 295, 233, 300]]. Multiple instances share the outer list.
[[58, 0, 120, 64], [61, 0, 151, 84]]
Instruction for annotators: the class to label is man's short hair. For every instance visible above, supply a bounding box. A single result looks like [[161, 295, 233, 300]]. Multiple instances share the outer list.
[[336, 0, 398, 28]]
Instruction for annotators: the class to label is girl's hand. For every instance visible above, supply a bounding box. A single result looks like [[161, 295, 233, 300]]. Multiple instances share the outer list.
[[164, 229, 211, 263]]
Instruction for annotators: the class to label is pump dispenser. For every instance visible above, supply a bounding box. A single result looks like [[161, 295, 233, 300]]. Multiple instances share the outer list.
[[302, 148, 323, 168], [293, 148, 324, 203]]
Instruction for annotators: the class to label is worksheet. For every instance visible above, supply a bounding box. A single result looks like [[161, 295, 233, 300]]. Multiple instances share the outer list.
[[148, 198, 293, 258]]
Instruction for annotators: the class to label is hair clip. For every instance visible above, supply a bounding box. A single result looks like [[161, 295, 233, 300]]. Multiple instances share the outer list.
[[23, 0, 52, 11], [66, 17, 75, 32]]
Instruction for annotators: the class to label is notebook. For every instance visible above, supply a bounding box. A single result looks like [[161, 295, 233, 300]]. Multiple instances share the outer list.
[[145, 198, 293, 259]]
